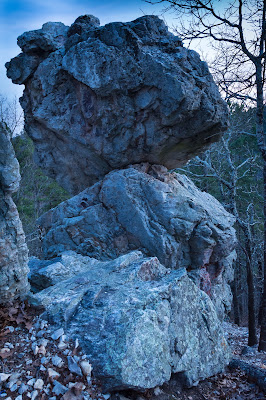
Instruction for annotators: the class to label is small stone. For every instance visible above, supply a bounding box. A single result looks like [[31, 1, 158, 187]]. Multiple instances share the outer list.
[[31, 390, 38, 400], [67, 356, 82, 376], [51, 328, 64, 340], [40, 320, 47, 330], [52, 355, 64, 367], [40, 364, 46, 371], [15, 396, 22, 400], [18, 383, 28, 394], [80, 361, 92, 377], [4, 342, 14, 349], [154, 387, 162, 396], [26, 359, 33, 365], [38, 345, 46, 355], [0, 348, 10, 355], [41, 356, 48, 365], [36, 330, 45, 338], [48, 368, 60, 379], [27, 378, 36, 386], [39, 338, 48, 347], [102, 394, 110, 400], [6, 326, 15, 332], [52, 380, 68, 396], [34, 378, 44, 390], [58, 340, 67, 350], [31, 343, 39, 355], [0, 373, 10, 382], [10, 383, 18, 392]]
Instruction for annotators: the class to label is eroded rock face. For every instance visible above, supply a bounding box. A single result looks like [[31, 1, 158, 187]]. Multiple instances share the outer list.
[[37, 164, 236, 319], [30, 251, 231, 391], [6, 15, 228, 194], [0, 124, 29, 303]]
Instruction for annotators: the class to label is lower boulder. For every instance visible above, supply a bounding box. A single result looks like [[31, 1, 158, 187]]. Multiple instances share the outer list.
[[37, 163, 237, 319], [30, 251, 231, 392]]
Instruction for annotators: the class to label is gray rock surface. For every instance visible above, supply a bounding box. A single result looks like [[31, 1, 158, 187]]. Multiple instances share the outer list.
[[0, 124, 29, 303], [37, 164, 236, 318], [30, 251, 231, 391], [6, 15, 228, 194]]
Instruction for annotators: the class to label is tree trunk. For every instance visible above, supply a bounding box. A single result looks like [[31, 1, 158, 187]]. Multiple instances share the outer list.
[[246, 258, 258, 345], [258, 161, 266, 351], [256, 61, 266, 351], [232, 260, 240, 325]]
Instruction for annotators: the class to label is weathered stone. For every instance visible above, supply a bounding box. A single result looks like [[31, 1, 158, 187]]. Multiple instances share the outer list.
[[6, 15, 228, 194], [0, 124, 29, 303], [30, 251, 231, 391], [28, 251, 98, 292], [37, 164, 236, 318]]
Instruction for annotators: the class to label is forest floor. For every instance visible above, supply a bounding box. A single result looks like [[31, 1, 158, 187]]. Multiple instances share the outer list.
[[0, 302, 265, 400]]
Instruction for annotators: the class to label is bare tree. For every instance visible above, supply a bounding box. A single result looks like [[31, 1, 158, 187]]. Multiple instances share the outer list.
[[0, 94, 24, 137], [148, 0, 266, 350], [178, 107, 263, 345]]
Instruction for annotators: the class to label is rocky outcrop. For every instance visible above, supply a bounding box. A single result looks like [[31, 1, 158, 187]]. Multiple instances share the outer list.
[[7, 13, 234, 392], [37, 164, 236, 319], [6, 15, 228, 194], [0, 124, 29, 303], [30, 251, 231, 391]]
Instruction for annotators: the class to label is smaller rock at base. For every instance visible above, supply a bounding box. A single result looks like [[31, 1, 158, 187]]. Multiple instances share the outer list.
[[52, 380, 68, 395], [34, 378, 44, 390], [15, 396, 22, 400], [52, 355, 64, 367], [51, 328, 64, 340], [48, 368, 60, 379], [80, 361, 92, 377], [31, 390, 38, 400], [27, 378, 36, 386], [67, 355, 82, 376], [0, 373, 10, 382], [18, 383, 28, 394]]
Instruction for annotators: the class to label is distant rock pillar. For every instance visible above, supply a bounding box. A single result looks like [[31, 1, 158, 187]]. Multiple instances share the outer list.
[[0, 124, 29, 303]]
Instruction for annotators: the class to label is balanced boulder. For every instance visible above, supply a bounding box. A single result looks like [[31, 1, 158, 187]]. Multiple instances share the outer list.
[[6, 15, 228, 194]]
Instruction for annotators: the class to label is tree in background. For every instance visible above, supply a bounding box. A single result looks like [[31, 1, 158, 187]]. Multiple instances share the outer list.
[[148, 0, 266, 349], [0, 94, 23, 137], [12, 134, 69, 256], [178, 105, 263, 345], [0, 94, 69, 256]]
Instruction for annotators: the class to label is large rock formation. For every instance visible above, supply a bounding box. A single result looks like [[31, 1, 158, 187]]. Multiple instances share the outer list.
[[30, 251, 231, 391], [6, 15, 228, 194], [7, 14, 234, 393], [37, 164, 236, 320], [0, 124, 29, 303]]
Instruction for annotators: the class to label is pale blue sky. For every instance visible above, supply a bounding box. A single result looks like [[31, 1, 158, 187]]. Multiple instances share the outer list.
[[1, 0, 180, 99]]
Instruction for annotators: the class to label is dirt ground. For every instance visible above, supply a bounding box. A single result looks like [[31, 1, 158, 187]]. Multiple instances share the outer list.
[[0, 302, 265, 400]]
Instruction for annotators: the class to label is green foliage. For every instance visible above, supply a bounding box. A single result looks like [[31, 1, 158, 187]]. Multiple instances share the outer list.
[[12, 133, 70, 237]]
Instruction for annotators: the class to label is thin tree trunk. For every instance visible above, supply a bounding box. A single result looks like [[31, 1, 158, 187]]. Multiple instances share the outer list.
[[246, 258, 258, 345], [256, 61, 266, 351], [258, 161, 266, 351], [232, 260, 240, 325]]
